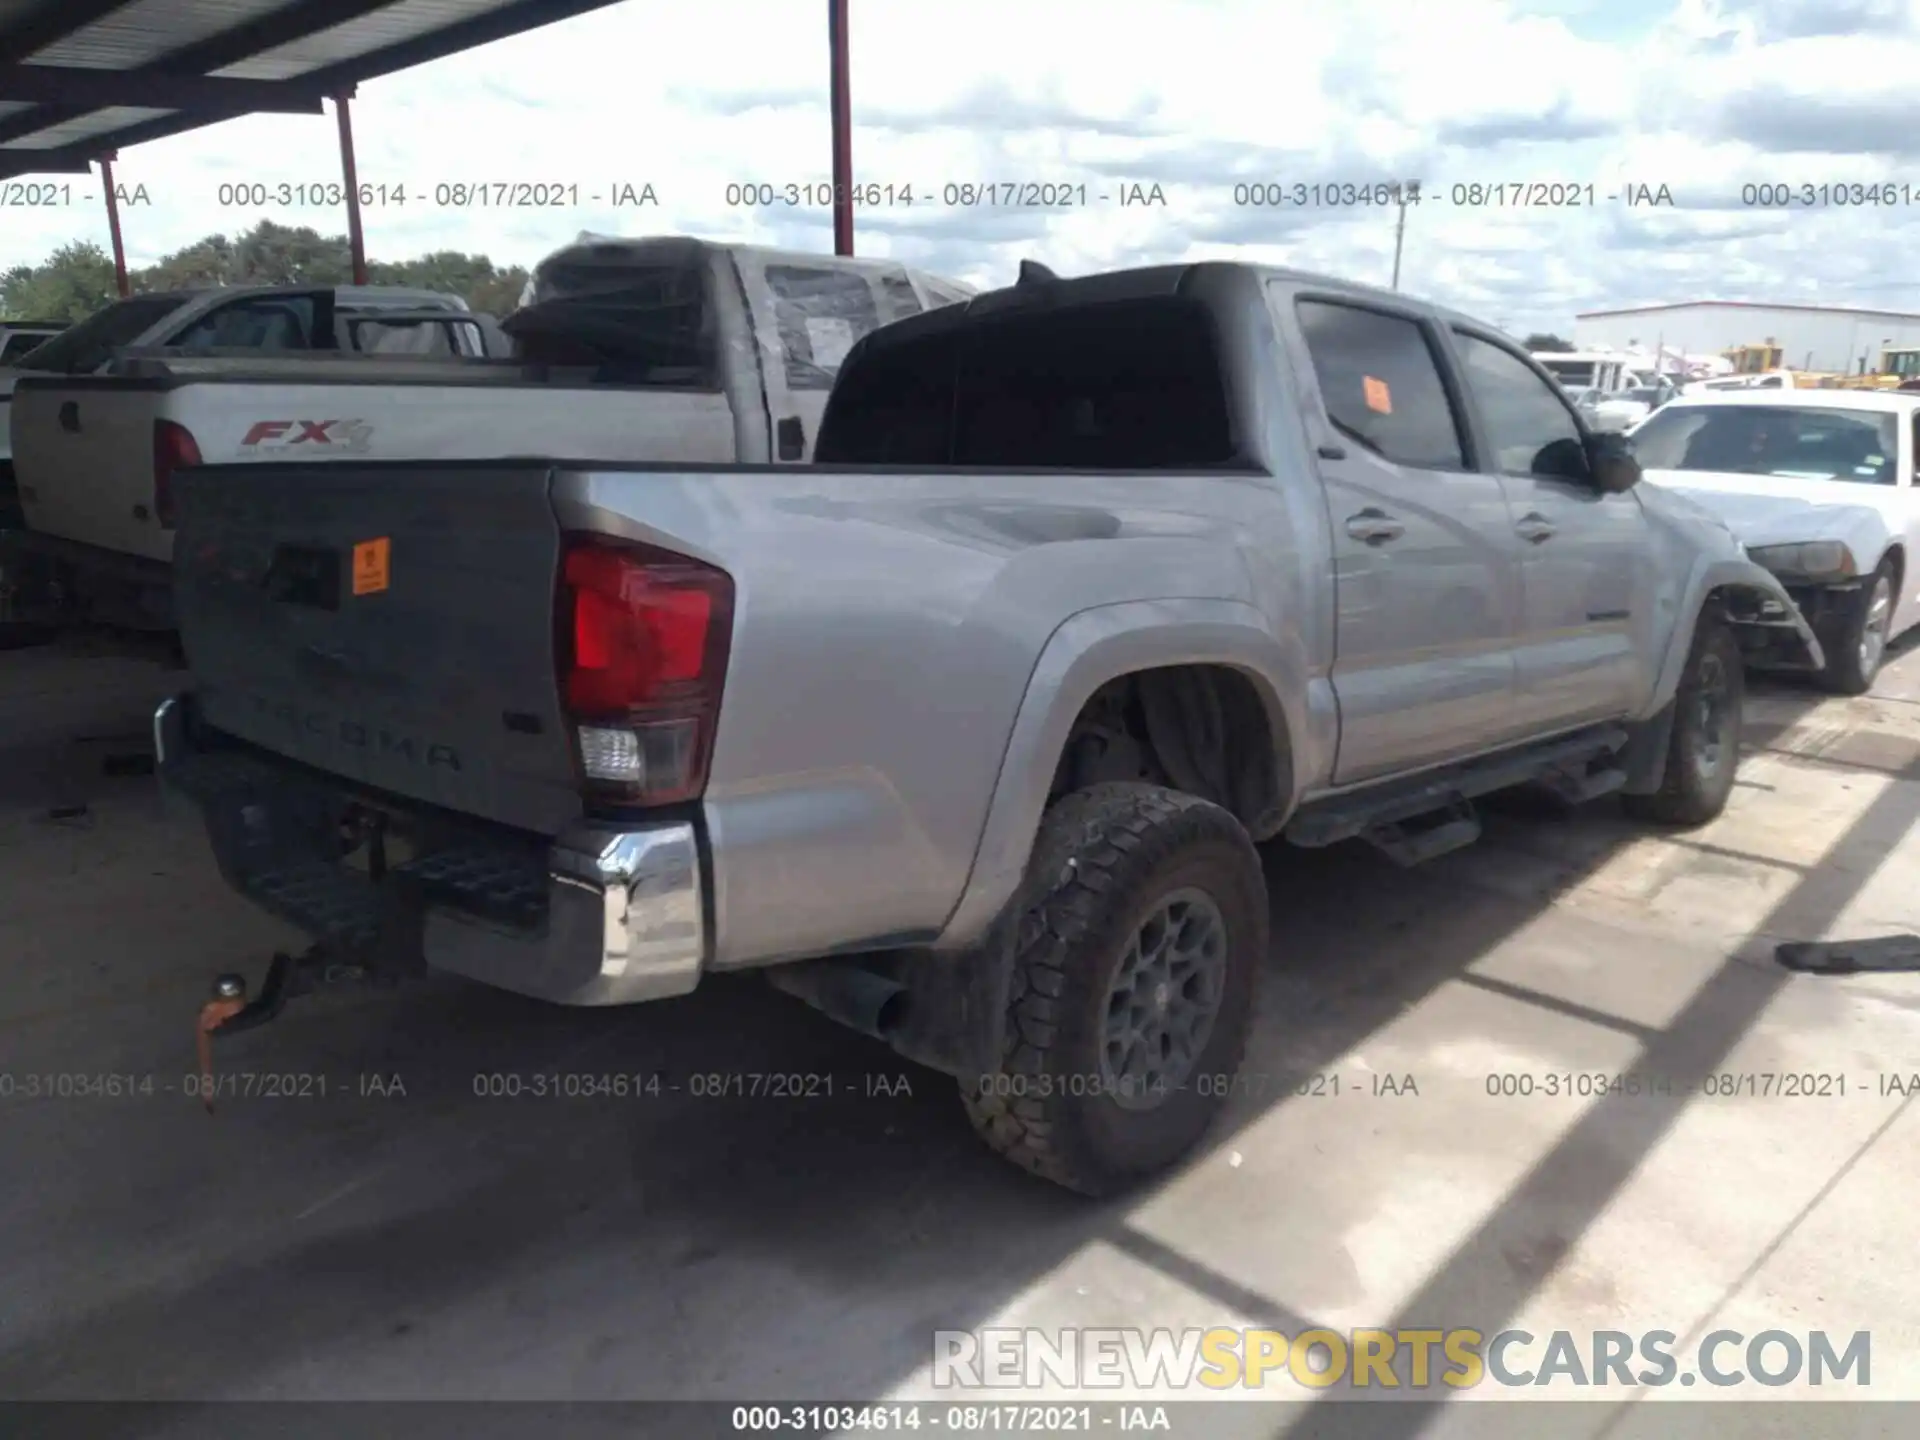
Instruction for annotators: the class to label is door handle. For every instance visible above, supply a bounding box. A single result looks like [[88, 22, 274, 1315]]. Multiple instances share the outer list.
[[58, 401, 79, 433], [1515, 512, 1556, 544], [1345, 508, 1404, 544], [775, 415, 806, 461]]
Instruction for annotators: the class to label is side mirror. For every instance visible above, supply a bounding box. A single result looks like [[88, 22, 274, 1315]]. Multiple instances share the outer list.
[[1586, 431, 1641, 493]]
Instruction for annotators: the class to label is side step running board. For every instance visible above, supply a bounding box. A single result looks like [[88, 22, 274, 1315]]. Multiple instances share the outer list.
[[1363, 796, 1481, 867], [1537, 763, 1628, 806], [1286, 724, 1631, 859]]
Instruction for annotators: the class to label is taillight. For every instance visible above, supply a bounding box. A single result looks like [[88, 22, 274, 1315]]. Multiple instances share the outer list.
[[152, 420, 202, 529], [557, 536, 734, 806]]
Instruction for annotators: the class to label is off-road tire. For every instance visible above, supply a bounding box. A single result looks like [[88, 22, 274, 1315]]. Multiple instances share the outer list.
[[1622, 616, 1744, 827], [959, 782, 1268, 1197], [1816, 555, 1899, 697]]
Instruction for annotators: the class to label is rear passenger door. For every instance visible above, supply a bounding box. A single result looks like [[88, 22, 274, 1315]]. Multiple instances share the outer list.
[[1276, 286, 1526, 785], [1445, 328, 1657, 729]]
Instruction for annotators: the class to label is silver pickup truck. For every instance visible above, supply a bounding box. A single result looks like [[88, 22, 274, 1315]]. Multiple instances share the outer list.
[[156, 259, 1822, 1196]]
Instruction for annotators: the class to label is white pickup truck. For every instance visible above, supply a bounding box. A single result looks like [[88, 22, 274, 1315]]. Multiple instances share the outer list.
[[0, 285, 476, 605], [7, 238, 971, 632]]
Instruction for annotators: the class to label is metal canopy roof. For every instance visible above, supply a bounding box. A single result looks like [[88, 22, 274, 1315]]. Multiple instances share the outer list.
[[0, 0, 625, 181]]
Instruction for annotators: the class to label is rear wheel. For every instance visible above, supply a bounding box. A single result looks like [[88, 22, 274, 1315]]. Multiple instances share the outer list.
[[960, 783, 1267, 1197], [1623, 616, 1744, 827], [1817, 557, 1897, 696]]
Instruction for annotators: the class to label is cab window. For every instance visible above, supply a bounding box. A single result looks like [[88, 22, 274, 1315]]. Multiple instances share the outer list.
[[1292, 297, 1466, 469], [168, 295, 318, 351], [1452, 331, 1588, 481]]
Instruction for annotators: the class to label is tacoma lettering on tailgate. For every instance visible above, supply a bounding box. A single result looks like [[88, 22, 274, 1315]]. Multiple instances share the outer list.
[[212, 688, 463, 771]]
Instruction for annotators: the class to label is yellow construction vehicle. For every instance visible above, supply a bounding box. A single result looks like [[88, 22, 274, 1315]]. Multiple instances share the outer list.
[[1829, 344, 1920, 390], [1722, 342, 1783, 374], [1709, 342, 1842, 389], [1882, 345, 1920, 389]]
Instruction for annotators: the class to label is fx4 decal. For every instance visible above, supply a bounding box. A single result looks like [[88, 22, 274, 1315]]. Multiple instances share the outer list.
[[239, 419, 373, 452]]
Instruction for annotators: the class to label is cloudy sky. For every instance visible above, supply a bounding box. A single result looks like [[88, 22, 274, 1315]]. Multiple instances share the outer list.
[[3, 0, 1915, 335]]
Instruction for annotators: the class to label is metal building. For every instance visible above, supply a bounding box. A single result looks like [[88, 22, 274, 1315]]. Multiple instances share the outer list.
[[1573, 301, 1920, 376]]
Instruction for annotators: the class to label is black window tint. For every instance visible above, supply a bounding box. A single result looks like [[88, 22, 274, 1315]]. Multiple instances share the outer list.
[[1295, 299, 1464, 468], [765, 265, 882, 389], [878, 272, 924, 324], [1453, 332, 1587, 479], [169, 296, 316, 351], [815, 327, 961, 464], [954, 298, 1232, 467], [816, 296, 1236, 469], [505, 262, 714, 384]]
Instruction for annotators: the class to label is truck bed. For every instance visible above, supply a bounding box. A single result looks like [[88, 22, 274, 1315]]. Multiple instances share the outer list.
[[9, 370, 740, 565]]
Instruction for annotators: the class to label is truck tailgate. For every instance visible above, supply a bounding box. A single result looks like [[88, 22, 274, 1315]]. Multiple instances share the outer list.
[[172, 462, 584, 837]]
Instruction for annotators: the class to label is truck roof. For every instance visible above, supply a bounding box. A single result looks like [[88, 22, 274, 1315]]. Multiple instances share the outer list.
[[121, 284, 468, 309], [846, 259, 1519, 354], [531, 234, 970, 288]]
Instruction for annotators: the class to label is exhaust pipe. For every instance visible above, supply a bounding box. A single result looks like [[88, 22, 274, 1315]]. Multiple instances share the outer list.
[[766, 959, 908, 1042]]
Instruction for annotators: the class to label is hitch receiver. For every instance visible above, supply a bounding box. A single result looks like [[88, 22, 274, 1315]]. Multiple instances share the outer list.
[[194, 946, 377, 1111]]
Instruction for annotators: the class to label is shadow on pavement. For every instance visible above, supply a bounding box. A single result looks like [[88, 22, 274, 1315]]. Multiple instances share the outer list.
[[1, 641, 1917, 1438]]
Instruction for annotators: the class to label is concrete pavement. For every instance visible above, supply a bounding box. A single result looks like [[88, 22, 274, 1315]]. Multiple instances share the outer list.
[[3, 638, 1917, 1439]]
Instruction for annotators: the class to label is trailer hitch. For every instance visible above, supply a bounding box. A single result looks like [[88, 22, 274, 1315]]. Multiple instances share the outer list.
[[193, 946, 382, 1112]]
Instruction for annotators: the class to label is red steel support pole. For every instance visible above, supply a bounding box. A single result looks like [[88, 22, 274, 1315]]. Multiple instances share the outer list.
[[334, 88, 368, 285], [828, 0, 853, 255], [98, 152, 130, 297]]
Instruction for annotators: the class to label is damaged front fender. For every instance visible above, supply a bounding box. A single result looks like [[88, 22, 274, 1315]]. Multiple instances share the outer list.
[[1661, 556, 1826, 712]]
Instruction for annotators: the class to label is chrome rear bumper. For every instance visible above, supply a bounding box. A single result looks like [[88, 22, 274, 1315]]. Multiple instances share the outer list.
[[156, 694, 706, 1006]]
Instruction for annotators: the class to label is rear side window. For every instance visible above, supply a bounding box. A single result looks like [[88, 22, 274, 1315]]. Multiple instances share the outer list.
[[922, 278, 973, 309], [766, 264, 883, 389], [878, 272, 924, 324], [345, 317, 459, 355], [2, 332, 51, 363], [503, 262, 715, 385], [817, 296, 1237, 469], [169, 296, 317, 351], [1294, 299, 1464, 468]]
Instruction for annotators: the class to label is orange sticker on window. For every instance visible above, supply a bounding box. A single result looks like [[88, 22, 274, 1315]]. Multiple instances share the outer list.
[[1363, 376, 1393, 414], [351, 537, 390, 596]]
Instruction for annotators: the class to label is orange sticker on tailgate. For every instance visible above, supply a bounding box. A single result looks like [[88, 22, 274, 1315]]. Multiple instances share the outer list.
[[351, 537, 390, 596], [1363, 376, 1393, 414]]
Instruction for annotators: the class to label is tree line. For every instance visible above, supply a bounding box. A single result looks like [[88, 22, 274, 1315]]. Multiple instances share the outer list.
[[1, 220, 530, 322]]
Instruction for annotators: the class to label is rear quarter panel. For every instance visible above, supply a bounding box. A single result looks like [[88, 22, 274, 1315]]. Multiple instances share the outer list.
[[552, 462, 1332, 968]]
